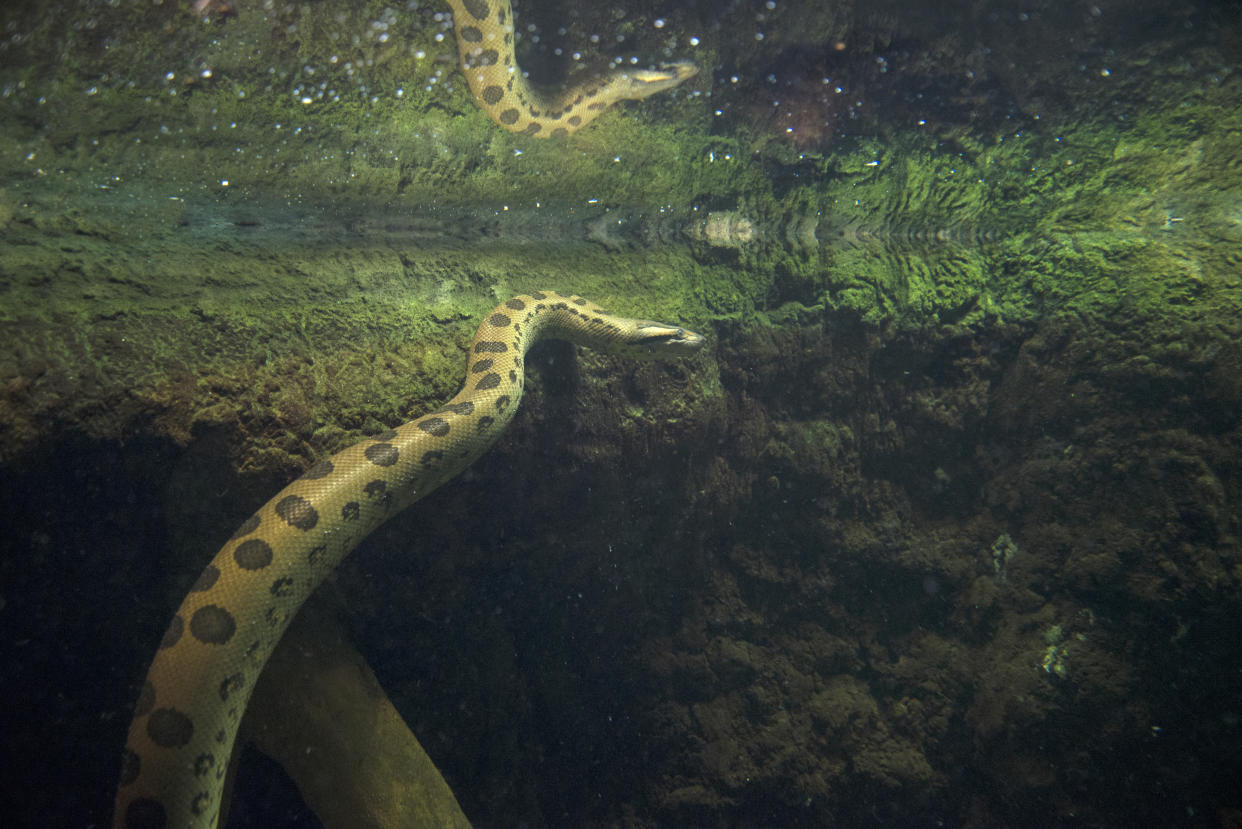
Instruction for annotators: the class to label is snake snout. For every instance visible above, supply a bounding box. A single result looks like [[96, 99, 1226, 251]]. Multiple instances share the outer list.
[[671, 326, 707, 353], [631, 321, 706, 357]]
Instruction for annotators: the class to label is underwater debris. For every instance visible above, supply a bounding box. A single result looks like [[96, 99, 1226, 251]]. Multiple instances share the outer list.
[[991, 532, 1017, 582]]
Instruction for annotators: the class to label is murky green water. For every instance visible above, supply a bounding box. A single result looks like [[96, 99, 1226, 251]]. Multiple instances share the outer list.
[[2, 0, 1240, 826]]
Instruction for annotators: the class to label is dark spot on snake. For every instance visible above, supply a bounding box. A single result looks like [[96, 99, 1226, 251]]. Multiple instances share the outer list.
[[447, 401, 474, 415], [270, 576, 294, 597], [475, 340, 507, 353], [498, 108, 520, 125], [509, 370, 517, 382], [231, 513, 260, 539], [419, 417, 450, 436], [460, 24, 483, 42], [365, 442, 399, 467], [477, 415, 495, 431], [190, 605, 236, 645], [530, 291, 546, 300], [265, 606, 284, 627], [476, 373, 501, 390], [190, 566, 219, 592], [276, 495, 318, 530], [147, 707, 193, 748], [302, 459, 334, 479], [497, 8, 506, 24], [160, 615, 184, 649], [488, 311, 511, 327], [215, 729, 226, 744], [482, 85, 504, 105], [480, 48, 499, 66], [522, 122, 543, 136], [365, 479, 387, 498], [422, 450, 443, 464], [191, 792, 211, 816], [125, 797, 167, 829], [573, 297, 587, 305], [219, 672, 245, 701], [496, 395, 511, 412], [588, 101, 606, 111], [136, 681, 156, 717], [552, 127, 569, 138], [307, 544, 327, 566], [119, 747, 140, 786], [461, 0, 488, 21], [472, 358, 494, 373], [194, 753, 215, 776], [374, 428, 398, 440], [341, 502, 360, 521], [234, 538, 273, 570]]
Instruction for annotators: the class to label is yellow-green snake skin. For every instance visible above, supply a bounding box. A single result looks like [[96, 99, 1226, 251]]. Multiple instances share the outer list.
[[113, 292, 703, 829], [445, 0, 698, 136]]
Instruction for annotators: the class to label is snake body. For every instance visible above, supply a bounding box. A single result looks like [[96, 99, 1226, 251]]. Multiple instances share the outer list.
[[445, 0, 698, 136], [114, 292, 703, 829]]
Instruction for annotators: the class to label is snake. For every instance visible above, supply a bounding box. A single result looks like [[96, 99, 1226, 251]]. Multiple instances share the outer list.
[[444, 0, 698, 136], [114, 292, 704, 829]]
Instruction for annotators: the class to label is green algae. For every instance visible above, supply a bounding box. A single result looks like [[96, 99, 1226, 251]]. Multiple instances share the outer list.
[[1, 0, 1240, 469], [3, 4, 1242, 828]]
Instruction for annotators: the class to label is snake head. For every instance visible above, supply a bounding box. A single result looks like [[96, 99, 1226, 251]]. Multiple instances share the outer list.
[[614, 60, 699, 101], [625, 321, 707, 358]]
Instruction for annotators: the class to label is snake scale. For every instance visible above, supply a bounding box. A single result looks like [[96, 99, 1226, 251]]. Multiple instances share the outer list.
[[113, 293, 702, 828], [444, 0, 698, 136]]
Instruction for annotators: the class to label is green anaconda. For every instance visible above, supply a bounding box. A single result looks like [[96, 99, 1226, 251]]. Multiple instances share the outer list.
[[114, 292, 704, 828], [444, 0, 698, 136]]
